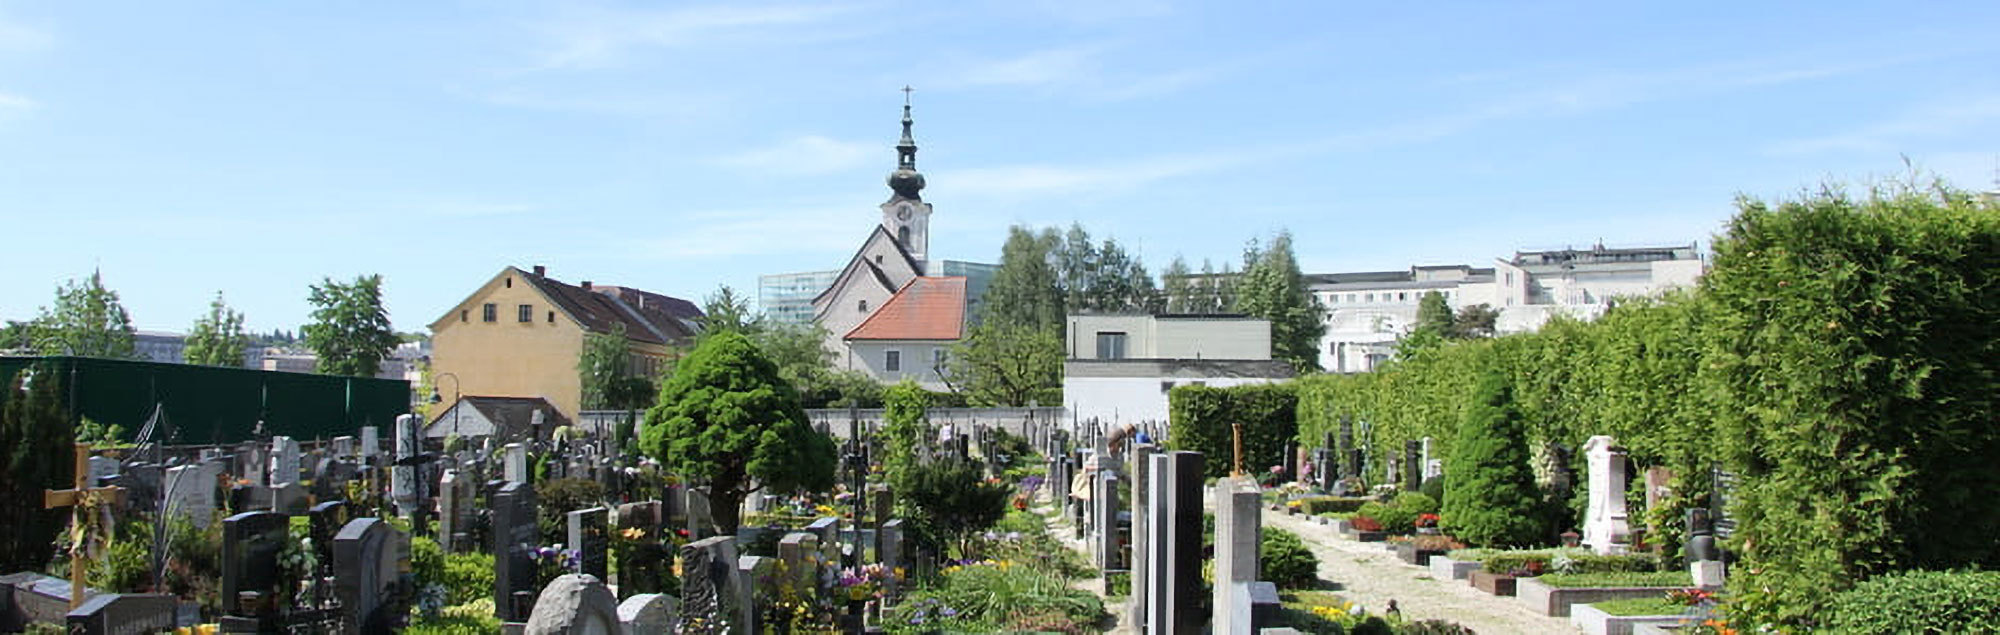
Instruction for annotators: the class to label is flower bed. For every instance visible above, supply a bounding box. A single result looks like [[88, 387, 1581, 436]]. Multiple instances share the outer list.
[[1569, 601, 1688, 635]]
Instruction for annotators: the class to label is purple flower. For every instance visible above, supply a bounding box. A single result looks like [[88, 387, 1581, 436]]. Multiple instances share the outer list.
[[940, 607, 958, 617]]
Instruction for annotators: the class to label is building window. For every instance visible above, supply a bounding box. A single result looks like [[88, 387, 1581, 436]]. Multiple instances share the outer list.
[[1398, 292, 1408, 301], [1095, 332, 1128, 360], [1506, 272, 1515, 286], [858, 299, 869, 312], [932, 348, 947, 369], [517, 304, 533, 322], [505, 277, 512, 288], [548, 311, 555, 323], [1365, 293, 1375, 302], [482, 303, 497, 322], [885, 350, 901, 372], [460, 309, 468, 323]]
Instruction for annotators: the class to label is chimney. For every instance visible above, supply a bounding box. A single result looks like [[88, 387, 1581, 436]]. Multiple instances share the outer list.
[[581, 281, 592, 290], [532, 265, 546, 277]]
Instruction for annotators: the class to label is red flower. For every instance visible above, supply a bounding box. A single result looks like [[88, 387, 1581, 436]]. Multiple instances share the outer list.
[[1351, 516, 1383, 532], [1414, 513, 1440, 528]]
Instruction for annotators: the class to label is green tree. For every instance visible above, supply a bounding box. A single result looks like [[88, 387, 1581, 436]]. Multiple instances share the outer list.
[[0, 365, 74, 573], [1413, 291, 1453, 339], [637, 331, 836, 535], [1055, 223, 1098, 314], [751, 321, 881, 408], [981, 226, 1063, 330], [696, 285, 756, 336], [185, 291, 249, 367], [1233, 231, 1326, 372], [30, 270, 137, 359], [1440, 371, 1543, 547], [578, 324, 632, 410], [1449, 304, 1501, 339], [945, 323, 1062, 407], [1161, 256, 1195, 313], [880, 380, 929, 494], [903, 459, 1011, 560], [302, 274, 398, 377], [0, 321, 31, 352]]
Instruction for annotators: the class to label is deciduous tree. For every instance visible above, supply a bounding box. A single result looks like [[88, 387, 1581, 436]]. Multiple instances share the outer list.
[[30, 270, 137, 359], [945, 323, 1063, 407], [302, 275, 398, 377], [981, 226, 1063, 330], [638, 331, 836, 535], [1233, 231, 1326, 372], [185, 291, 249, 367]]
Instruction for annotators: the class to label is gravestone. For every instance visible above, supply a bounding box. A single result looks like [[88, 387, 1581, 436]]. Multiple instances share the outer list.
[[567, 507, 611, 580], [438, 469, 462, 553], [617, 593, 678, 635], [1142, 451, 1205, 635], [331, 436, 356, 457], [1582, 435, 1631, 555], [877, 520, 903, 596], [269, 436, 301, 486], [686, 488, 715, 539], [523, 574, 620, 635], [333, 517, 411, 633], [504, 443, 530, 484], [735, 556, 769, 634], [310, 457, 357, 503], [65, 593, 176, 635], [392, 414, 421, 518], [776, 532, 820, 598], [1213, 476, 1263, 635], [493, 481, 540, 622], [1404, 439, 1422, 491], [677, 537, 746, 635], [219, 512, 288, 619], [1686, 508, 1726, 588], [1281, 441, 1297, 482], [87, 455, 119, 487], [1128, 442, 1156, 629], [163, 464, 215, 528], [1337, 416, 1358, 479], [308, 501, 350, 569], [804, 517, 840, 569], [360, 426, 380, 461], [1421, 437, 1442, 481], [272, 482, 308, 515], [1092, 457, 1122, 571]]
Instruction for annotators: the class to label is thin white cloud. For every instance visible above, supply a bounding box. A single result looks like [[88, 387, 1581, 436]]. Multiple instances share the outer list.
[[1767, 96, 2000, 155], [0, 12, 54, 53], [530, 4, 864, 70], [942, 43, 1220, 102], [0, 92, 33, 110], [425, 201, 537, 219], [715, 136, 877, 175], [640, 205, 865, 259]]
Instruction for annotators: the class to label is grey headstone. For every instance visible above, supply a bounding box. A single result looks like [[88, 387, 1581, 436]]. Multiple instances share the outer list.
[[617, 593, 677, 635], [360, 426, 380, 459], [677, 536, 745, 635], [87, 455, 119, 487], [65, 593, 176, 635], [269, 436, 302, 486], [164, 464, 215, 528], [1214, 476, 1263, 635], [493, 481, 540, 622], [686, 488, 715, 539], [524, 574, 620, 635], [334, 517, 411, 633]]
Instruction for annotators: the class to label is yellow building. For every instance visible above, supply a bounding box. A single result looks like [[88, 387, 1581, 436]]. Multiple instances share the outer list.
[[429, 265, 700, 426]]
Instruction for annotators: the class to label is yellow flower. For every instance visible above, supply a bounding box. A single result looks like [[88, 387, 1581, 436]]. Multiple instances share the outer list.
[[621, 527, 645, 540]]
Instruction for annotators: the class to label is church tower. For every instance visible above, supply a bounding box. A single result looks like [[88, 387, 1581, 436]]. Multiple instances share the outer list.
[[882, 88, 933, 275]]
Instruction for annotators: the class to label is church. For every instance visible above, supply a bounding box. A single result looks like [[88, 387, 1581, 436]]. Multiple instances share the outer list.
[[757, 95, 996, 389]]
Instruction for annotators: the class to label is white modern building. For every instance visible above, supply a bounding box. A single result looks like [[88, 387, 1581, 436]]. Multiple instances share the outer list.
[[1312, 243, 1705, 373], [1063, 314, 1295, 425]]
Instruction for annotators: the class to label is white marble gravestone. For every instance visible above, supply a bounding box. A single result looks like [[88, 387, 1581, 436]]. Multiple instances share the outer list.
[[1582, 435, 1631, 555], [504, 443, 530, 484], [269, 436, 302, 486]]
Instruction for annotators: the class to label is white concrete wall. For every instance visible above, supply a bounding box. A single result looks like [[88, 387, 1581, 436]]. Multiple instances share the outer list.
[[1068, 315, 1269, 360], [1064, 375, 1282, 425]]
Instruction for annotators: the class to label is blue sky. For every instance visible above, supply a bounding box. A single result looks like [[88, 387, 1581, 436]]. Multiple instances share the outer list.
[[1, 1, 1995, 334]]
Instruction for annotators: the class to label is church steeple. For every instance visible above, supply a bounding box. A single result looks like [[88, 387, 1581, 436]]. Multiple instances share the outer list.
[[886, 86, 926, 200]]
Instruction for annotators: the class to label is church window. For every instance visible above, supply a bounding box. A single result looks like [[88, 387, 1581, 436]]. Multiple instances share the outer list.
[[482, 303, 496, 322], [858, 300, 869, 312], [899, 226, 910, 245], [885, 350, 901, 372]]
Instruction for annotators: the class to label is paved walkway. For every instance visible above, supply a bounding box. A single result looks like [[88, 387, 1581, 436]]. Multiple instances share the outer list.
[[1263, 510, 1578, 635]]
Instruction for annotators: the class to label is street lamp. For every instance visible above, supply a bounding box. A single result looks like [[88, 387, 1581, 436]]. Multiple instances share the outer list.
[[429, 372, 461, 441]]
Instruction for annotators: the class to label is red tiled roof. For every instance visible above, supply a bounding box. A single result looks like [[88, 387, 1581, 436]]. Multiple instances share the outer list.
[[844, 277, 967, 341]]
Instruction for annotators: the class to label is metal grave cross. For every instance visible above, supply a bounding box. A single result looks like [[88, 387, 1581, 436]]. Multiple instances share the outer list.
[[44, 442, 128, 609]]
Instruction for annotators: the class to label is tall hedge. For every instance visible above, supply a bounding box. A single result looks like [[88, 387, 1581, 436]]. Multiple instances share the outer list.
[[1703, 184, 2000, 627], [1293, 180, 2000, 628], [1168, 383, 1297, 478]]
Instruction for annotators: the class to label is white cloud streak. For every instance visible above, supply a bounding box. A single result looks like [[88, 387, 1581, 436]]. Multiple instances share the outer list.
[[530, 4, 865, 70], [1767, 96, 2000, 155], [0, 92, 33, 110], [715, 136, 877, 175], [941, 43, 1220, 102], [638, 204, 868, 259]]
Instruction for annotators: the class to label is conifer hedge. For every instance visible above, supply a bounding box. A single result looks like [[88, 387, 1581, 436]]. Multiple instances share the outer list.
[[1166, 383, 1296, 478], [1290, 180, 2000, 628]]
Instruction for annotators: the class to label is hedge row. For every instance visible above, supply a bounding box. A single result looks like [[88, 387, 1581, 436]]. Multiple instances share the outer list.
[[1294, 181, 2000, 627], [1167, 383, 1297, 479]]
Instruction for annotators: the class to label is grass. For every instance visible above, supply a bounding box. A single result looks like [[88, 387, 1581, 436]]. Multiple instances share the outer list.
[[1590, 597, 1687, 617], [1535, 571, 1692, 588]]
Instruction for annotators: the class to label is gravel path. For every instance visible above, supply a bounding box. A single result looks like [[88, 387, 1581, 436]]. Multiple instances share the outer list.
[[1263, 510, 1578, 635]]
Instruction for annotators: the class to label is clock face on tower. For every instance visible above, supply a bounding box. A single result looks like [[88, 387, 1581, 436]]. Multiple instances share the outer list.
[[897, 205, 912, 221]]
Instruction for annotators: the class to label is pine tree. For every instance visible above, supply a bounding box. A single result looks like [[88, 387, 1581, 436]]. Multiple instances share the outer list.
[[1232, 231, 1326, 372], [1440, 371, 1544, 547], [981, 226, 1063, 330], [0, 365, 74, 572]]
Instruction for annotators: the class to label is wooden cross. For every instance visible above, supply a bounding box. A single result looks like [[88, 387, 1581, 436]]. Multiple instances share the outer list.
[[1231, 423, 1245, 478], [44, 442, 127, 609]]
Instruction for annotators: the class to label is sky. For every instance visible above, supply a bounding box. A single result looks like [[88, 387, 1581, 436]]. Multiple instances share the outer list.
[[0, 2, 1996, 334]]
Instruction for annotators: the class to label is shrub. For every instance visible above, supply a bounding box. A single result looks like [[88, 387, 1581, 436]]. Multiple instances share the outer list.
[[1392, 492, 1439, 515], [1419, 477, 1445, 505], [1824, 570, 2000, 634], [1168, 383, 1298, 478], [889, 560, 1104, 633], [1295, 496, 1370, 515], [904, 458, 1011, 561], [440, 552, 496, 606], [1260, 528, 1320, 589], [534, 478, 605, 545], [1355, 502, 1417, 534], [1591, 597, 1684, 617], [1439, 372, 1543, 547]]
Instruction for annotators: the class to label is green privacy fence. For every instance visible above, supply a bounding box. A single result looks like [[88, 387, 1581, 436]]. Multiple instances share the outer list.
[[0, 355, 410, 444]]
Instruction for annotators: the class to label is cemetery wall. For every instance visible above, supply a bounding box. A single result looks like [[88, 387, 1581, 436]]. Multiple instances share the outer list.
[[0, 355, 410, 443]]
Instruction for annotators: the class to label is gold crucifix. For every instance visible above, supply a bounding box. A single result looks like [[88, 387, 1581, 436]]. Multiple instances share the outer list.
[[44, 442, 127, 609], [1231, 423, 1245, 478]]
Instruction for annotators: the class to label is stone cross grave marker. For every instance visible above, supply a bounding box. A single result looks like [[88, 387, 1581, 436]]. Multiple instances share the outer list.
[[567, 507, 611, 581], [334, 517, 411, 634]]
